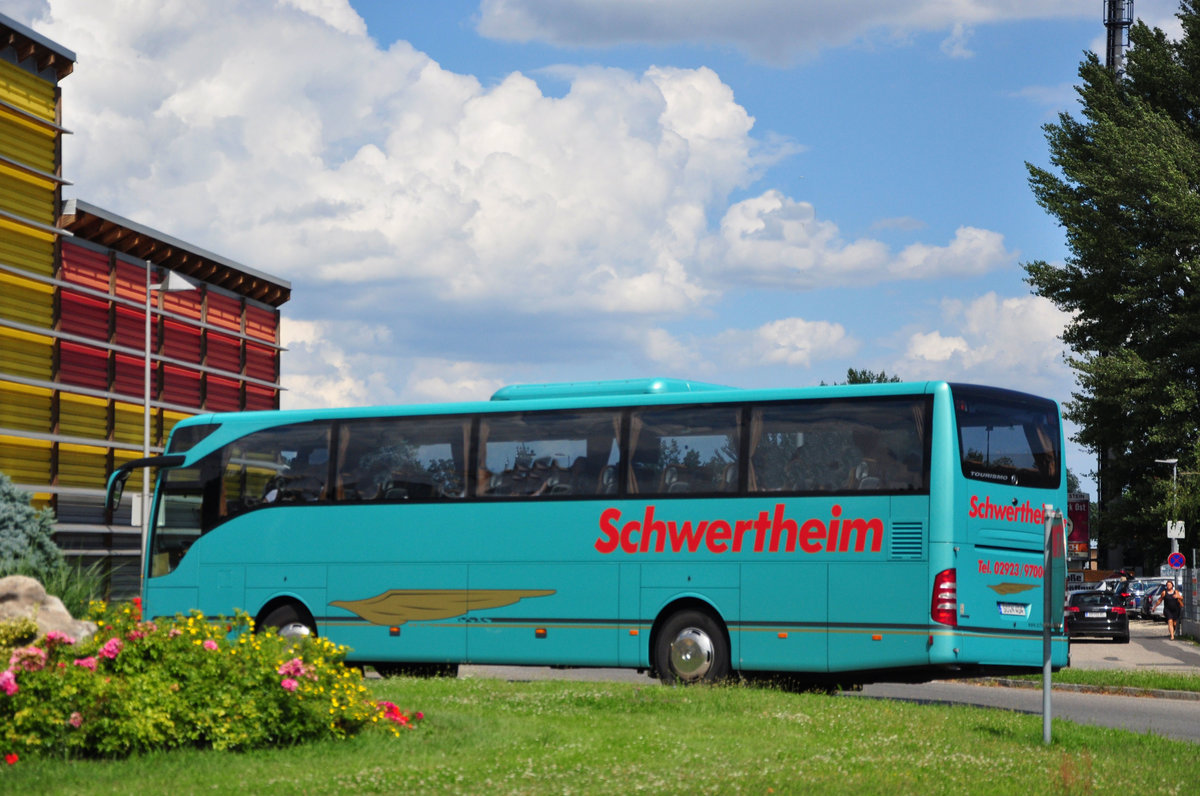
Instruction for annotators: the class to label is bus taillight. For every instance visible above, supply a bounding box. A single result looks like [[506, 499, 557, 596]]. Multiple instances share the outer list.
[[931, 569, 957, 627]]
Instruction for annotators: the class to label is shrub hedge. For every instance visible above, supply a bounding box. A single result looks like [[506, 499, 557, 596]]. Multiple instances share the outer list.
[[1, 600, 420, 760]]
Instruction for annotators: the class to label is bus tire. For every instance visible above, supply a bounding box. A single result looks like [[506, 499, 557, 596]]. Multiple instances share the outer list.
[[654, 609, 729, 685], [259, 603, 315, 640]]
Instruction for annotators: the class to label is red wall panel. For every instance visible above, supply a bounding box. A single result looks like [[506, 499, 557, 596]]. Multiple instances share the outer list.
[[207, 293, 242, 331], [60, 243, 110, 291], [206, 375, 240, 412], [113, 305, 157, 350], [245, 342, 277, 383], [206, 331, 241, 374], [60, 291, 109, 342], [113, 353, 149, 399], [164, 289, 202, 320], [245, 305, 277, 342], [245, 384, 276, 411], [161, 319, 202, 364], [58, 342, 109, 391], [114, 262, 146, 302], [161, 365, 201, 408]]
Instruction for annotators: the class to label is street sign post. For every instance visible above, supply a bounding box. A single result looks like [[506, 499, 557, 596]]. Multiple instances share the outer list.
[[1168, 521, 1185, 540], [1168, 551, 1186, 569]]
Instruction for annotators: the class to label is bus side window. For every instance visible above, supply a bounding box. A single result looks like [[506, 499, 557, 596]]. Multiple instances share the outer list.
[[478, 410, 621, 499], [749, 397, 929, 495], [335, 417, 468, 502], [630, 405, 740, 497]]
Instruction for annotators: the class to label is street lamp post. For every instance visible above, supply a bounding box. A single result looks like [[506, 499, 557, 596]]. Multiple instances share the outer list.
[[1155, 458, 1180, 555], [140, 262, 200, 585]]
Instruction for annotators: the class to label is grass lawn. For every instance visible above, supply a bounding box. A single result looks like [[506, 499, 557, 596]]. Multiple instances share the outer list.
[[5, 674, 1198, 795]]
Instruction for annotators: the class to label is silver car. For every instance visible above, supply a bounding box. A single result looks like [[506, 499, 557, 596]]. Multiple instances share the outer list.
[[1140, 584, 1166, 620]]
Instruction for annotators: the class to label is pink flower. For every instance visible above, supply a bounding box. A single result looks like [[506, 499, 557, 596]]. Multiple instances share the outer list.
[[44, 630, 76, 647], [280, 678, 298, 692], [99, 638, 123, 660], [73, 657, 97, 671], [277, 657, 306, 678], [203, 639, 218, 651], [0, 670, 17, 696], [168, 628, 182, 639], [67, 712, 83, 729], [8, 646, 46, 673]]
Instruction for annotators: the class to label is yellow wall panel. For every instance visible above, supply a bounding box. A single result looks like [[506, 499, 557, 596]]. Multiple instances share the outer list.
[[57, 442, 107, 488], [0, 168, 56, 225], [0, 224, 55, 276], [0, 272, 52, 327], [0, 381, 52, 432], [59, 393, 108, 440], [0, 327, 53, 380], [0, 112, 56, 174], [0, 435, 52, 484], [112, 401, 144, 445], [0, 60, 57, 122]]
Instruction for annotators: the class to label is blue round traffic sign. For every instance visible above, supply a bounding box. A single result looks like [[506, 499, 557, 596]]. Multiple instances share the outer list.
[[1168, 551, 1186, 569]]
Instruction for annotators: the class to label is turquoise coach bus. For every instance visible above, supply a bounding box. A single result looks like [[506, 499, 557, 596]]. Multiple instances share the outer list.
[[106, 378, 1069, 685]]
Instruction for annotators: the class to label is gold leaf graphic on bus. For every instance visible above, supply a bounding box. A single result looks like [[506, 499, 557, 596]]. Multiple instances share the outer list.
[[987, 582, 1036, 596], [330, 589, 556, 626]]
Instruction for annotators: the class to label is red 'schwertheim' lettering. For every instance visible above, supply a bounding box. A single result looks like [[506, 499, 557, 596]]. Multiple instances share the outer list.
[[594, 504, 883, 555]]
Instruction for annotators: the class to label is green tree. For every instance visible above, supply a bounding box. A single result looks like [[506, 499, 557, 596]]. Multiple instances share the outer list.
[[0, 472, 63, 577], [1023, 2, 1200, 565], [821, 368, 901, 386]]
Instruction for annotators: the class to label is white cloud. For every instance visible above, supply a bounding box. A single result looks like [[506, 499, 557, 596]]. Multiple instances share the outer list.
[[401, 360, 506, 404], [898, 293, 1072, 388], [280, 318, 398, 409], [476, 0, 1091, 64], [705, 191, 1014, 289], [716, 318, 858, 369], [278, 0, 367, 36], [940, 23, 975, 59]]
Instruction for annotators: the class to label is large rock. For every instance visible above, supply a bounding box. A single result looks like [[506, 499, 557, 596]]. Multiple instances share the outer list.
[[0, 575, 97, 642]]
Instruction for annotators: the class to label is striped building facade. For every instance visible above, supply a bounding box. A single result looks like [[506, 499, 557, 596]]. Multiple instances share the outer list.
[[1, 15, 290, 595]]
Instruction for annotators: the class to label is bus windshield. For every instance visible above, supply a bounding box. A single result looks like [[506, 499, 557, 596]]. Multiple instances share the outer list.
[[953, 385, 1060, 489]]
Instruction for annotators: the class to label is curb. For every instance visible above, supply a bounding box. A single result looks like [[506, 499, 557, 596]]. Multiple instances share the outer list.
[[968, 677, 1200, 702]]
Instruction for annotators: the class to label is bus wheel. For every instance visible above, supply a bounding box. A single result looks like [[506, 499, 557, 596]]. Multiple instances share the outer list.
[[654, 609, 729, 685], [259, 604, 315, 640]]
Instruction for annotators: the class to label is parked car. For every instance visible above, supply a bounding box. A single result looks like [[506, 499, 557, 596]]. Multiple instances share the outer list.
[[1140, 584, 1166, 621], [1124, 580, 1153, 613], [1065, 590, 1130, 643], [1110, 581, 1134, 610]]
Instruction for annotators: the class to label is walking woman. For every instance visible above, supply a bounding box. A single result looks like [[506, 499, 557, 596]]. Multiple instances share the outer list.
[[1155, 581, 1184, 640]]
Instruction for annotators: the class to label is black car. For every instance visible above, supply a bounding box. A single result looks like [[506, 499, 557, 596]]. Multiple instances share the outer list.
[[1066, 590, 1130, 643]]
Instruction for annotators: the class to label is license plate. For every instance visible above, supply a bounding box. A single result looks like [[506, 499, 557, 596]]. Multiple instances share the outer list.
[[998, 603, 1027, 617], [1084, 611, 1106, 618]]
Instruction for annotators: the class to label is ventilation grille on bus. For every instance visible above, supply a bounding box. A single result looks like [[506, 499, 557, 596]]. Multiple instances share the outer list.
[[889, 521, 925, 560]]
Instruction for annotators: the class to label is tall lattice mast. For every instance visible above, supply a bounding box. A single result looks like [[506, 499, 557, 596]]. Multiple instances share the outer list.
[[1104, 0, 1134, 75]]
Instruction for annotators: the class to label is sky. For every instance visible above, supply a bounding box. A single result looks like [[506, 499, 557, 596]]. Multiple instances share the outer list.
[[7, 0, 1189, 495]]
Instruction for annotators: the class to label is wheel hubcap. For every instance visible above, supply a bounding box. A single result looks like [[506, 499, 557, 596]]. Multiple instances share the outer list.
[[278, 622, 311, 639], [669, 627, 714, 681]]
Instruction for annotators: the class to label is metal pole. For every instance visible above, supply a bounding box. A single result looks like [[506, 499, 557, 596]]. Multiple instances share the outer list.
[[1043, 506, 1056, 745], [1172, 462, 1179, 555], [141, 261, 152, 587]]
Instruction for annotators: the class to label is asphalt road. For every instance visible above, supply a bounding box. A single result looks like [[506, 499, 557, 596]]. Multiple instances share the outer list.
[[457, 618, 1200, 744]]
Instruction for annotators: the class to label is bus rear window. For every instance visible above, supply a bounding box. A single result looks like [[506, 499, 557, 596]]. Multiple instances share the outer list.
[[953, 386, 1061, 489]]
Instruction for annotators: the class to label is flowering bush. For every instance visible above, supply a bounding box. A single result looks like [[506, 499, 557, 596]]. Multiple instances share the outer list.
[[0, 601, 421, 760]]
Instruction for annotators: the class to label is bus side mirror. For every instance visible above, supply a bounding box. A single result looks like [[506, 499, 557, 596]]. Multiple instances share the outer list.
[[106, 469, 130, 517]]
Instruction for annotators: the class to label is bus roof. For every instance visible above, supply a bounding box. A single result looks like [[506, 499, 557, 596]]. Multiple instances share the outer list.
[[490, 378, 735, 401]]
